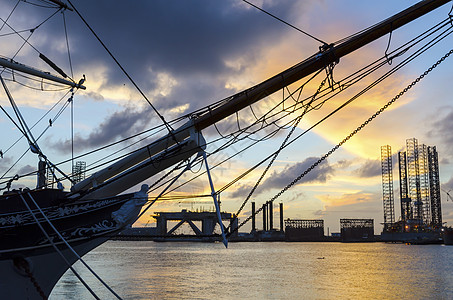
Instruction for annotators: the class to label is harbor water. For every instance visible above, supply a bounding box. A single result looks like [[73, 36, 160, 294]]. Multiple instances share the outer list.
[[50, 241, 453, 299]]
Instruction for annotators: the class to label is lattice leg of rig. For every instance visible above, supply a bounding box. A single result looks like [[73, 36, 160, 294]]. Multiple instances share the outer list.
[[381, 145, 394, 231], [406, 138, 422, 224], [428, 146, 442, 226], [398, 151, 411, 222]]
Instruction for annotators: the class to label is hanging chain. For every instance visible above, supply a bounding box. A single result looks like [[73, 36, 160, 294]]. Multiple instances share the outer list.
[[230, 72, 332, 225], [228, 47, 453, 237], [13, 257, 47, 299]]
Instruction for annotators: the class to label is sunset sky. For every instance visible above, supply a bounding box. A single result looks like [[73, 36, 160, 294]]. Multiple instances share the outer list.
[[2, 0, 453, 234]]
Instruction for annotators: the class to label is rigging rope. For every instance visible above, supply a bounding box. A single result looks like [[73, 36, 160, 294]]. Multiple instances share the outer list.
[[62, 10, 74, 79], [241, 0, 328, 46], [19, 192, 102, 299], [66, 0, 175, 136], [0, 0, 20, 33], [3, 5, 450, 198], [231, 70, 332, 222], [13, 257, 47, 299], [0, 8, 63, 60]]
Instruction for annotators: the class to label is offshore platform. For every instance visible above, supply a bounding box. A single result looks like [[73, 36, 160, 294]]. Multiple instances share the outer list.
[[380, 138, 443, 243]]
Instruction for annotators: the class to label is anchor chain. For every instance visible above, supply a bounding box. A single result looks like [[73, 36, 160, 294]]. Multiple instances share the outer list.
[[229, 70, 332, 230], [228, 47, 453, 238], [13, 257, 47, 300]]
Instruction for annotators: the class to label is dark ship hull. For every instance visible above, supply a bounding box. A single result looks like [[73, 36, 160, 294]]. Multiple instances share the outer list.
[[442, 228, 453, 245], [0, 187, 147, 299]]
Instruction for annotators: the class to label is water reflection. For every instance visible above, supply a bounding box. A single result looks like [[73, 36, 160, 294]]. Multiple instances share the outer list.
[[50, 242, 453, 299]]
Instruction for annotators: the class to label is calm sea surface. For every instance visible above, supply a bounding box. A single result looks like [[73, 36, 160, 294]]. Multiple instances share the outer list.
[[50, 241, 453, 299]]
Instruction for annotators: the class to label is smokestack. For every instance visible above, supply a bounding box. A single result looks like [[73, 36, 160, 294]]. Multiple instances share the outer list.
[[269, 202, 273, 230], [280, 202, 284, 231], [262, 203, 267, 231], [251, 202, 256, 232]]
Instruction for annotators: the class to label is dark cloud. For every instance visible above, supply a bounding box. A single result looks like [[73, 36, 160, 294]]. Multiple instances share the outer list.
[[442, 177, 453, 197], [0, 156, 14, 173], [313, 210, 325, 216], [230, 184, 254, 199], [285, 191, 307, 203], [262, 157, 334, 191], [18, 164, 35, 175], [229, 158, 332, 199], [8, 1, 310, 110], [3, 0, 317, 154], [1, 0, 302, 84], [336, 159, 352, 169], [353, 159, 381, 178], [67, 0, 300, 79], [4, 0, 321, 172], [427, 107, 453, 158], [50, 106, 155, 153]]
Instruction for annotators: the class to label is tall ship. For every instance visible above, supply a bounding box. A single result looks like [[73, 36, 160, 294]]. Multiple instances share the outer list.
[[1, 0, 453, 298]]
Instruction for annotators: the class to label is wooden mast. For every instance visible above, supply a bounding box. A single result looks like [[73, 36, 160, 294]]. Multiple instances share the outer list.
[[0, 57, 85, 89], [192, 0, 451, 131]]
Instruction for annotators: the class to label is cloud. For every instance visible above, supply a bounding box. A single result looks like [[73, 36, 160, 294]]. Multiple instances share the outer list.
[[229, 157, 333, 199], [442, 177, 453, 197], [313, 209, 325, 216], [50, 106, 156, 153], [336, 159, 352, 169], [427, 107, 453, 158], [230, 184, 255, 199], [18, 164, 35, 175], [353, 159, 381, 178], [4, 0, 324, 118], [56, 1, 308, 99], [84, 91, 104, 102], [261, 156, 334, 191], [318, 192, 375, 208], [285, 191, 308, 203], [0, 156, 14, 174]]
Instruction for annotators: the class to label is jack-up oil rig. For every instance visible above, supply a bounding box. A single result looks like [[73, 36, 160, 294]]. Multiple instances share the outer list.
[[380, 138, 443, 244]]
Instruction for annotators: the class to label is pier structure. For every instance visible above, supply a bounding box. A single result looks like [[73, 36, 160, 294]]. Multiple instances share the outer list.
[[153, 210, 238, 240], [340, 219, 374, 242], [244, 201, 285, 241], [285, 219, 324, 241]]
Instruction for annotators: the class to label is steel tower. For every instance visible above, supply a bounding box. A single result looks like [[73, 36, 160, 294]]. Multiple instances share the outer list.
[[72, 161, 87, 184], [381, 145, 395, 230], [406, 138, 422, 223], [419, 144, 431, 224], [398, 151, 411, 221], [428, 146, 442, 226]]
